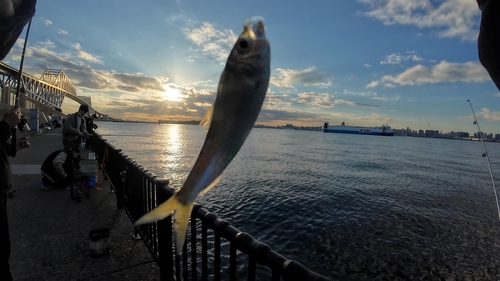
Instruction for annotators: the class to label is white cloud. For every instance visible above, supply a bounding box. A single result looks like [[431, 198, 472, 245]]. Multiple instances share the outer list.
[[380, 52, 423, 65], [295, 92, 380, 108], [183, 22, 238, 62], [351, 113, 392, 123], [78, 51, 102, 64], [44, 19, 52, 25], [296, 92, 341, 108], [372, 95, 400, 102], [364, 63, 372, 67], [271, 67, 332, 88], [359, 0, 480, 40], [381, 53, 402, 65], [366, 80, 379, 88], [367, 60, 490, 87], [191, 79, 217, 88], [479, 108, 500, 121], [342, 89, 398, 102], [58, 29, 68, 35], [72, 43, 102, 64], [40, 40, 55, 49], [264, 90, 292, 108]]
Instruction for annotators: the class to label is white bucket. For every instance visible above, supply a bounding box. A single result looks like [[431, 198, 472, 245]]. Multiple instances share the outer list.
[[89, 228, 111, 257]]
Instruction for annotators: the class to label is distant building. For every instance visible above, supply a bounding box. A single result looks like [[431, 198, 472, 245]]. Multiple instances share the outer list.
[[425, 130, 439, 137]]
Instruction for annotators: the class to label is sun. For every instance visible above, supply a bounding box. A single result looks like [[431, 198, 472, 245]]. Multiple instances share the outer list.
[[162, 85, 183, 102]]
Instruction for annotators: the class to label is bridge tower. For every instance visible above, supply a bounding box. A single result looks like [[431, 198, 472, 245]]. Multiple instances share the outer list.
[[0, 62, 108, 119]]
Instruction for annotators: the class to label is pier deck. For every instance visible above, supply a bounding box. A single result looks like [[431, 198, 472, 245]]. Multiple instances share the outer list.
[[7, 128, 159, 280]]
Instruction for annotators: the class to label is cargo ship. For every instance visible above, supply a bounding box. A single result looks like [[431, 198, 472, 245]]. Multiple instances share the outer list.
[[322, 121, 394, 136]]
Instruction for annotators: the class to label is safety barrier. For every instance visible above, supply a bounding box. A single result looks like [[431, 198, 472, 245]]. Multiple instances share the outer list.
[[91, 135, 330, 281]]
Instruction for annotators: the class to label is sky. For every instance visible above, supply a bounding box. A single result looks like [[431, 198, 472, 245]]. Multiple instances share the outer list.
[[3, 0, 499, 134]]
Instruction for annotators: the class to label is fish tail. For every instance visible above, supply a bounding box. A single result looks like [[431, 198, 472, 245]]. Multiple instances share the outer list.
[[173, 201, 194, 254], [134, 194, 179, 226], [134, 193, 194, 254]]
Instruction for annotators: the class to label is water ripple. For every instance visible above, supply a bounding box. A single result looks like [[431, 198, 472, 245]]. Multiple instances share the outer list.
[[98, 123, 500, 279]]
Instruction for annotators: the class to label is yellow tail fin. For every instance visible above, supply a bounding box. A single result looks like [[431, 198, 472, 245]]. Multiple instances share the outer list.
[[173, 201, 194, 254], [134, 194, 194, 254]]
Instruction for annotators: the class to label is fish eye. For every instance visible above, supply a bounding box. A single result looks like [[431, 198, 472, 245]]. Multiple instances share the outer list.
[[239, 40, 248, 49], [256, 29, 263, 38]]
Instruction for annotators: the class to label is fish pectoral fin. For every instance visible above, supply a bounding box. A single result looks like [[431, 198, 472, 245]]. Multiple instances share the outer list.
[[199, 104, 214, 129], [134, 193, 179, 226], [198, 174, 222, 197], [173, 202, 195, 254]]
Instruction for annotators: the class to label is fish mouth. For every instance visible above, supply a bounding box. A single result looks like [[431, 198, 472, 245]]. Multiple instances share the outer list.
[[240, 16, 266, 40]]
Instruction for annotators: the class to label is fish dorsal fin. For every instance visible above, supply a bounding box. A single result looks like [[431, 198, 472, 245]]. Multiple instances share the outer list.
[[198, 174, 222, 196], [199, 104, 214, 128]]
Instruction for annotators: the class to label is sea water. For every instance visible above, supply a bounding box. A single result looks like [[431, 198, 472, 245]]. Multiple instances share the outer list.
[[96, 122, 500, 280]]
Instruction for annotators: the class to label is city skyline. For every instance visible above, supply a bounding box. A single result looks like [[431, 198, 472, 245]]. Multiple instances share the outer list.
[[2, 0, 499, 133], [263, 122, 499, 137]]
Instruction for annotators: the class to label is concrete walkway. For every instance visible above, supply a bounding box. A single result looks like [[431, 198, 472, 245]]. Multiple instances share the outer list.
[[7, 127, 160, 280]]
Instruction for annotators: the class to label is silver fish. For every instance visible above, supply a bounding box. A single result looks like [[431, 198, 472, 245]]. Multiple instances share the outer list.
[[135, 16, 270, 253]]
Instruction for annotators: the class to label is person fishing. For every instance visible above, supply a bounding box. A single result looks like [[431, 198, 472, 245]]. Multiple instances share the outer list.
[[85, 113, 98, 149], [62, 104, 92, 175], [40, 147, 80, 190]]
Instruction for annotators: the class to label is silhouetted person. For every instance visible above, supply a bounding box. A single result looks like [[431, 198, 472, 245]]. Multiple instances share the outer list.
[[0, 2, 36, 279], [0, 106, 30, 281], [477, 0, 500, 90]]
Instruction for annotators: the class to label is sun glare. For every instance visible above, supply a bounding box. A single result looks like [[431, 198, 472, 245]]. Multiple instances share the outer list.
[[163, 85, 183, 102]]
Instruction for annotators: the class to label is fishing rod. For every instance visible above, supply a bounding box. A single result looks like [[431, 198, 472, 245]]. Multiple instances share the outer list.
[[467, 99, 500, 220], [11, 18, 32, 157]]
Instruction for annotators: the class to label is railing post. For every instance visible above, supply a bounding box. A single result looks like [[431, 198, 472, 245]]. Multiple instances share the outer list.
[[113, 149, 125, 209]]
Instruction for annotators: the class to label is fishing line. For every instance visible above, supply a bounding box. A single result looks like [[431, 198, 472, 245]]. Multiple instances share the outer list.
[[10, 18, 32, 157], [467, 99, 499, 220], [8, 183, 42, 198]]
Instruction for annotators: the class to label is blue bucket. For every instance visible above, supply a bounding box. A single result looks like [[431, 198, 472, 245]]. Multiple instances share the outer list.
[[89, 176, 96, 188]]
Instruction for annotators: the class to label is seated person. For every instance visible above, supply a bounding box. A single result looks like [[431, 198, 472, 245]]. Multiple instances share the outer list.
[[40, 147, 81, 189]]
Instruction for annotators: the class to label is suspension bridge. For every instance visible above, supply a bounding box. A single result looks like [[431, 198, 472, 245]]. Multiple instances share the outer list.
[[0, 61, 109, 119]]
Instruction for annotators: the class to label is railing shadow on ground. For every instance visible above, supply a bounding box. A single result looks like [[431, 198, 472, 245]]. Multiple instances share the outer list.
[[91, 134, 331, 281]]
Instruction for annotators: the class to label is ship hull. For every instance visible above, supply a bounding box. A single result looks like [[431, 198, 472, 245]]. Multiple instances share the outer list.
[[322, 126, 394, 136]]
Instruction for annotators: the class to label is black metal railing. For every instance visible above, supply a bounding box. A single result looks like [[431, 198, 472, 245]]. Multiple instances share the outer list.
[[91, 134, 330, 281]]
